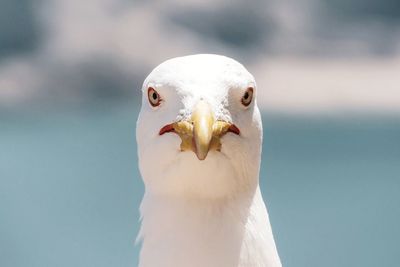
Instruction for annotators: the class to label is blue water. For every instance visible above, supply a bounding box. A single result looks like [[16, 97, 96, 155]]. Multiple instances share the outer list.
[[1, 104, 399, 267]]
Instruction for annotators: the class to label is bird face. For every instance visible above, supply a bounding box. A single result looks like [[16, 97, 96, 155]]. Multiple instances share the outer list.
[[136, 55, 263, 198]]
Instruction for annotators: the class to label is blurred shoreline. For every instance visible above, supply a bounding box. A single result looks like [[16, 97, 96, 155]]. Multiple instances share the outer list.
[[1, 56, 400, 117], [1, 0, 400, 116]]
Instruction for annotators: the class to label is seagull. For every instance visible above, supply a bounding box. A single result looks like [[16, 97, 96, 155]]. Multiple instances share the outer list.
[[136, 54, 281, 267]]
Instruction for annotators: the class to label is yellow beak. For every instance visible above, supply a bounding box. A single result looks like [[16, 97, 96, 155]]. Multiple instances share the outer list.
[[190, 100, 215, 160], [170, 100, 237, 160]]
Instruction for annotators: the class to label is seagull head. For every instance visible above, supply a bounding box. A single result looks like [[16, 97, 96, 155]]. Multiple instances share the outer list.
[[137, 54, 263, 198]]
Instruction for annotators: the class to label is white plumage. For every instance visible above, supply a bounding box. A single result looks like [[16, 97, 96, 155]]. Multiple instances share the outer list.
[[136, 54, 281, 267]]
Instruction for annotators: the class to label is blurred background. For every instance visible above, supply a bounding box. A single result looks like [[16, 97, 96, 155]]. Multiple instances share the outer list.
[[0, 0, 399, 266]]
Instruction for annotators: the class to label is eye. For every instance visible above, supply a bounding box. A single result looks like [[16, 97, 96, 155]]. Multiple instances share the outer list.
[[148, 87, 162, 107], [241, 87, 253, 107]]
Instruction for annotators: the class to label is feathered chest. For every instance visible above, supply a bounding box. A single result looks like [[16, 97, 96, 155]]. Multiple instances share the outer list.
[[137, 190, 281, 267]]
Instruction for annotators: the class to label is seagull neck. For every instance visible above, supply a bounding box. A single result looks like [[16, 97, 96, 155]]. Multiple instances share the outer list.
[[138, 187, 281, 267]]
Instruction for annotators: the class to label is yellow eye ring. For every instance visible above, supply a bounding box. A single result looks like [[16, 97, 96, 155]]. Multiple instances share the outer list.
[[241, 87, 253, 107], [148, 87, 161, 107]]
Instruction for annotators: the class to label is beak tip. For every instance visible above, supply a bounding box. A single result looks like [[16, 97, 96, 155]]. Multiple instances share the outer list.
[[193, 139, 209, 160], [196, 152, 208, 161]]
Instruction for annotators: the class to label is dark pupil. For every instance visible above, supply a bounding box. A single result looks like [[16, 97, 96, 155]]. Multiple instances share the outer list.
[[152, 92, 158, 100], [244, 92, 249, 100]]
